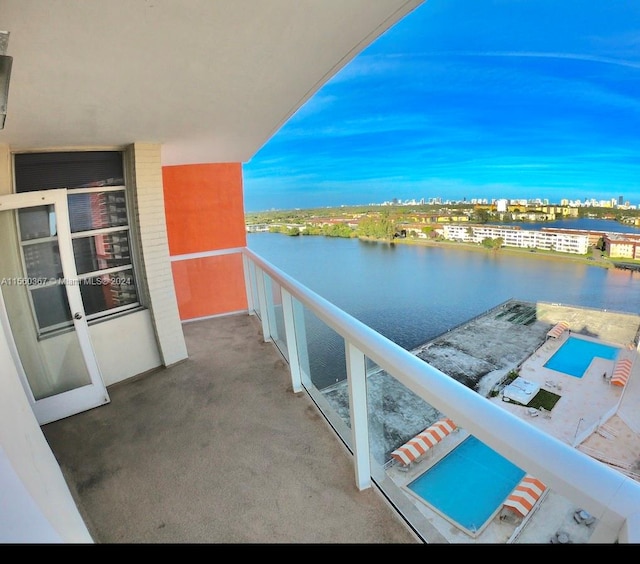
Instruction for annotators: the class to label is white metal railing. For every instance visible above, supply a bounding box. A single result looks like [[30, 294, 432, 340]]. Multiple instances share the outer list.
[[242, 247, 640, 543]]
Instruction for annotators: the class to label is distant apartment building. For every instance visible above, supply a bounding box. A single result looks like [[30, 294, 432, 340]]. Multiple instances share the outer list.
[[435, 214, 469, 223], [603, 233, 640, 259], [399, 222, 432, 238], [303, 217, 360, 229], [540, 205, 572, 217], [509, 210, 556, 222], [542, 228, 606, 247], [246, 224, 271, 233], [442, 224, 590, 254]]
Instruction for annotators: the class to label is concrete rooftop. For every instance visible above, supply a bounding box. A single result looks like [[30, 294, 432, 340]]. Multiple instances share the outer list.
[[386, 300, 640, 543]]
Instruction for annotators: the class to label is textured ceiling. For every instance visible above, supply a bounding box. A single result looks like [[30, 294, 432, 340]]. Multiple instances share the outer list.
[[0, 0, 423, 165]]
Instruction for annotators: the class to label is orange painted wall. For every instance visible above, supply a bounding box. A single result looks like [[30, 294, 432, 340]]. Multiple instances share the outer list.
[[171, 254, 247, 319], [163, 163, 247, 255], [163, 163, 248, 319]]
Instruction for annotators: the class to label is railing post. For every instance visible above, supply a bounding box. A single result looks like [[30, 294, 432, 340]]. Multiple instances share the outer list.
[[255, 267, 272, 342], [281, 288, 302, 393], [262, 275, 280, 342], [242, 253, 255, 314], [346, 341, 371, 491]]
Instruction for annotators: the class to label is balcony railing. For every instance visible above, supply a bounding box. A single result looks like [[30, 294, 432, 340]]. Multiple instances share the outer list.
[[242, 247, 640, 543]]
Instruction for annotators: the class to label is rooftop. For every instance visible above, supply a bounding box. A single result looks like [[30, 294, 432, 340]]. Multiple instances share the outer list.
[[385, 300, 640, 543]]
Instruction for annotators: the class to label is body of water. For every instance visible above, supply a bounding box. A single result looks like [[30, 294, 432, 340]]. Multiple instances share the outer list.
[[247, 219, 640, 388], [489, 217, 640, 233]]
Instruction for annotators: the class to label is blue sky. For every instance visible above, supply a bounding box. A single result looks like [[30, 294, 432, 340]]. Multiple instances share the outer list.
[[243, 0, 640, 212]]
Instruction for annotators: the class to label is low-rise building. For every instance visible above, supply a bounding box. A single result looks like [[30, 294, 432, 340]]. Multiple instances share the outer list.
[[442, 224, 590, 254], [603, 234, 640, 259]]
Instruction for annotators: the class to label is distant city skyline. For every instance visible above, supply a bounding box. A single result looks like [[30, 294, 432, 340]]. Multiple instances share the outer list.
[[373, 195, 637, 209], [251, 193, 639, 212], [243, 1, 640, 212]]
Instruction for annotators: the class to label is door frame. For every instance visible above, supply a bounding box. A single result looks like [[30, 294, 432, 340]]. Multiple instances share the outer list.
[[0, 188, 109, 424]]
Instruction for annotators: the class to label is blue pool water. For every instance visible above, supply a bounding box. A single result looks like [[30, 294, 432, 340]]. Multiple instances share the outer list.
[[407, 435, 525, 534], [544, 336, 620, 378]]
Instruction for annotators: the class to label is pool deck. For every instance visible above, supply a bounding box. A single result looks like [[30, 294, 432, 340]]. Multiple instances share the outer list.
[[385, 301, 640, 544], [493, 331, 636, 449]]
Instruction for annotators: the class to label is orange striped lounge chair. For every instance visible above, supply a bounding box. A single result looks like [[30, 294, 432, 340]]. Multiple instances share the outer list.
[[390, 418, 457, 469], [500, 475, 546, 522]]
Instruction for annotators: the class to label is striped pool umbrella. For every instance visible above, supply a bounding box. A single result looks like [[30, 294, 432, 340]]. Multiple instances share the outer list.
[[391, 418, 457, 467], [502, 475, 547, 518], [611, 358, 633, 387], [546, 321, 569, 339]]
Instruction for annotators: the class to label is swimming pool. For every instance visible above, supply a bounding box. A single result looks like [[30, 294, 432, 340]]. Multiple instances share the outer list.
[[544, 336, 620, 378], [406, 435, 525, 536]]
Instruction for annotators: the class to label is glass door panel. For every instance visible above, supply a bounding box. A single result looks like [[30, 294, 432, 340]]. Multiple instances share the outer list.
[[0, 189, 109, 424]]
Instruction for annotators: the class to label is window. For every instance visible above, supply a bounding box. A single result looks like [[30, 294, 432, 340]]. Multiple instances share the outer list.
[[14, 151, 141, 335]]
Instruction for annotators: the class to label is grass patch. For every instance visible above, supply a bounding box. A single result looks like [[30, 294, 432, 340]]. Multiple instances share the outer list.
[[502, 388, 561, 411], [527, 389, 561, 411]]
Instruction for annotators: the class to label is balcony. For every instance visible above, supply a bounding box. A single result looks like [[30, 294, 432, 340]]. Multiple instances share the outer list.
[[42, 248, 640, 543], [42, 311, 417, 543]]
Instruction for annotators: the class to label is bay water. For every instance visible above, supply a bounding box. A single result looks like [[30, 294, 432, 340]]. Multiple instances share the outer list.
[[247, 219, 640, 387]]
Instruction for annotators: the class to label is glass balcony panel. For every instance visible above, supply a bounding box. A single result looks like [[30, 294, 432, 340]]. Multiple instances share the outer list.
[[361, 355, 473, 539], [263, 274, 288, 362], [291, 302, 352, 449], [365, 359, 443, 467], [298, 304, 348, 392], [291, 297, 311, 382], [243, 261, 352, 445]]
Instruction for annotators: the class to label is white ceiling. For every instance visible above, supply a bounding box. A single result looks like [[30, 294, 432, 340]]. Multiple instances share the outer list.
[[0, 0, 423, 165]]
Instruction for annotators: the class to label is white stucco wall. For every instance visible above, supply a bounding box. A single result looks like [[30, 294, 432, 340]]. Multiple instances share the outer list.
[[127, 143, 188, 367], [0, 320, 93, 543], [89, 309, 162, 386]]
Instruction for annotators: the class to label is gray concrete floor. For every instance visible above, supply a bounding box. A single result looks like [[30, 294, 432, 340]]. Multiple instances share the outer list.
[[41, 313, 419, 544]]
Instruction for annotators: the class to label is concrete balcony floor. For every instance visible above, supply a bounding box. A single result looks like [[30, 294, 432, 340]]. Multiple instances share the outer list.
[[42, 314, 419, 544]]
